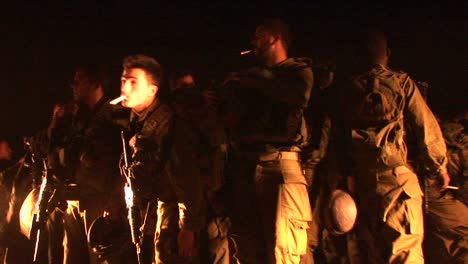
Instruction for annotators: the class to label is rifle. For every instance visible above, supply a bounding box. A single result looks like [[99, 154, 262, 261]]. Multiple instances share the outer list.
[[29, 115, 81, 263], [29, 158, 55, 263], [121, 131, 145, 264]]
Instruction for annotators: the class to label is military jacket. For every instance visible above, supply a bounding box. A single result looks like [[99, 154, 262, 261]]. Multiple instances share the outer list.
[[343, 64, 447, 174], [127, 98, 203, 230], [229, 57, 314, 150]]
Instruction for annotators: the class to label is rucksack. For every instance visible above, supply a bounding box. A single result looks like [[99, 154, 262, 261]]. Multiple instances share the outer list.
[[350, 66, 410, 166], [352, 66, 409, 127]]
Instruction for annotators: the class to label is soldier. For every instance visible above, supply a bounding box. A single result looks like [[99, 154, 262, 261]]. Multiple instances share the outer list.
[[2, 135, 43, 264], [68, 64, 133, 264], [118, 54, 203, 263], [440, 112, 468, 204], [420, 115, 468, 264], [168, 70, 230, 263], [223, 18, 314, 263], [24, 63, 131, 264], [338, 31, 449, 263]]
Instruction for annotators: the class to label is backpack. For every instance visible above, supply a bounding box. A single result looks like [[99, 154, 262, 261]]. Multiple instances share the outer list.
[[350, 66, 410, 166], [352, 66, 409, 127]]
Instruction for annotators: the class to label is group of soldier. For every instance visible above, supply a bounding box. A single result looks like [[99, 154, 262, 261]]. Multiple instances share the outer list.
[[0, 18, 466, 264]]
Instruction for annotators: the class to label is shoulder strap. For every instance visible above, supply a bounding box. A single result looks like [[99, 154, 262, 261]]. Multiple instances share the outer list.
[[374, 73, 409, 148]]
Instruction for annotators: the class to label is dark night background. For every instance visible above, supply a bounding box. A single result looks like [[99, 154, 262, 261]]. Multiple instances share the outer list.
[[0, 2, 466, 152]]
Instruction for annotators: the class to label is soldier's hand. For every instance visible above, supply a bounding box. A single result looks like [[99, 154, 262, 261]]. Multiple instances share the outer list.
[[129, 135, 156, 153], [436, 170, 451, 192], [303, 167, 315, 187], [347, 176, 356, 196], [129, 135, 137, 151], [52, 104, 65, 119], [177, 229, 194, 257]]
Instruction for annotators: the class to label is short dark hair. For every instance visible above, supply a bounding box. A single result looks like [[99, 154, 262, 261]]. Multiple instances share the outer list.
[[74, 63, 110, 94], [354, 30, 389, 61], [122, 54, 163, 86], [258, 18, 292, 50]]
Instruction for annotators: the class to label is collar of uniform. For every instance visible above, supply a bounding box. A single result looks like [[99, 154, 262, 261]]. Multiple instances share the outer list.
[[130, 97, 162, 123], [372, 63, 388, 70], [91, 95, 108, 114], [269, 57, 294, 69]]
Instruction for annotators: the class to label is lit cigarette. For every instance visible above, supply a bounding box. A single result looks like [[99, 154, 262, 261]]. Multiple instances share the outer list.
[[446, 185, 459, 190], [109, 95, 126, 105], [240, 50, 252, 55]]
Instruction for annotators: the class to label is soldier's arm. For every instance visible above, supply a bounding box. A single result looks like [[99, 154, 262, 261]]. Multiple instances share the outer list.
[[169, 118, 204, 231], [129, 113, 172, 181], [404, 77, 449, 180], [164, 118, 203, 257]]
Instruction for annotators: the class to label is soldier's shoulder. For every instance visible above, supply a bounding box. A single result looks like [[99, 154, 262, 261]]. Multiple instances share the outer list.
[[370, 65, 412, 87], [144, 102, 174, 132], [283, 57, 313, 70], [385, 66, 410, 78], [293, 57, 313, 66], [154, 102, 174, 119]]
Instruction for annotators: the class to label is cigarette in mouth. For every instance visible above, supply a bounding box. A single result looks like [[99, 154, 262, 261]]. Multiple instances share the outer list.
[[446, 185, 459, 190], [240, 50, 252, 55], [109, 95, 126, 105]]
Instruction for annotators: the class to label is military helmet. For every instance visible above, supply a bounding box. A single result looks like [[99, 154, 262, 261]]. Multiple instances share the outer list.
[[87, 215, 133, 260], [87, 215, 131, 248], [323, 189, 357, 235], [19, 187, 40, 239]]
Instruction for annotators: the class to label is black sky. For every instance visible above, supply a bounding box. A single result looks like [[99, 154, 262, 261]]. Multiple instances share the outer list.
[[0, 2, 466, 149]]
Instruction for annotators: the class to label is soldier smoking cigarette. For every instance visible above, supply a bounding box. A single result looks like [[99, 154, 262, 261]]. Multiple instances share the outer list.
[[109, 95, 126, 105]]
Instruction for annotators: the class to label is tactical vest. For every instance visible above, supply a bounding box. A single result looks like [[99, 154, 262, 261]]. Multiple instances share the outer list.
[[238, 58, 312, 149], [126, 101, 174, 198]]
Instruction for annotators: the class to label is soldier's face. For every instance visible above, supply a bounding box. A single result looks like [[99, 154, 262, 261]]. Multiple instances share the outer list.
[[71, 69, 93, 102], [171, 74, 195, 92], [120, 68, 157, 112], [252, 26, 274, 59]]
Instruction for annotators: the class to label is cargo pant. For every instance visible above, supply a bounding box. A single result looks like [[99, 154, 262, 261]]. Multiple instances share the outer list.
[[48, 200, 90, 264], [205, 216, 236, 264], [424, 181, 468, 264], [154, 200, 201, 264], [231, 151, 312, 264], [355, 165, 424, 264]]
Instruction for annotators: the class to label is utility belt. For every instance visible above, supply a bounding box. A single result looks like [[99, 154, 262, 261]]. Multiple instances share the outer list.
[[357, 163, 410, 175], [258, 151, 301, 162], [357, 165, 424, 202], [369, 165, 412, 175], [356, 165, 412, 185], [390, 165, 412, 175], [234, 141, 302, 161]]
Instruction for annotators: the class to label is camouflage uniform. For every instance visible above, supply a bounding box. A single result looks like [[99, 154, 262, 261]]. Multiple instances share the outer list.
[[43, 98, 131, 264], [72, 98, 133, 264], [125, 98, 203, 264], [170, 86, 230, 264], [340, 64, 447, 263], [226, 57, 314, 263], [301, 81, 332, 264]]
